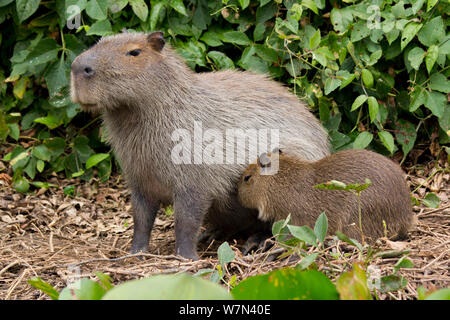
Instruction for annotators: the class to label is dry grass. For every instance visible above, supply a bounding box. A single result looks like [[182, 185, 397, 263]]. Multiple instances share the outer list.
[[0, 154, 448, 300]]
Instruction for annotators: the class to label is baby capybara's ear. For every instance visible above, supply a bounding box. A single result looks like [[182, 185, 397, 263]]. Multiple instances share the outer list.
[[272, 147, 282, 154], [257, 153, 271, 168], [147, 31, 165, 52]]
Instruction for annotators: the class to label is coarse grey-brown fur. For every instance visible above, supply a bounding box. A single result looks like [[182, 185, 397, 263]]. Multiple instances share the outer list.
[[238, 149, 414, 242], [70, 32, 330, 259]]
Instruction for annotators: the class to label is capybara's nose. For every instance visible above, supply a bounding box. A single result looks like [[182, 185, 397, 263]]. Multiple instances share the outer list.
[[72, 56, 95, 78]]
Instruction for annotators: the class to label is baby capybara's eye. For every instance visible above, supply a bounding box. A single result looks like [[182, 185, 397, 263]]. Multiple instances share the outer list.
[[127, 49, 142, 57], [244, 175, 251, 182]]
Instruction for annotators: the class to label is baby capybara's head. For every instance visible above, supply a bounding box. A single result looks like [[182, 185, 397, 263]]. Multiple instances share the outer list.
[[70, 32, 165, 112], [237, 150, 282, 211]]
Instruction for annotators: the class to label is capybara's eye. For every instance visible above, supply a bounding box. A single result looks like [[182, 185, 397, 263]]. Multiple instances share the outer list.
[[127, 49, 142, 57], [244, 175, 251, 182]]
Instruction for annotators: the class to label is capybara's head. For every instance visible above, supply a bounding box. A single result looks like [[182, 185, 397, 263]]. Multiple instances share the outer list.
[[70, 32, 165, 112], [237, 149, 282, 211]]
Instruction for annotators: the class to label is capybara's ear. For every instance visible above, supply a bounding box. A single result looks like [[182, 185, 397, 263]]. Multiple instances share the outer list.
[[147, 31, 165, 52], [257, 153, 271, 168], [272, 147, 282, 154]]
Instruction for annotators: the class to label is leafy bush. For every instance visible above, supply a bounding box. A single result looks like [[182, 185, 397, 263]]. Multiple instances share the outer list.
[[0, 0, 449, 192]]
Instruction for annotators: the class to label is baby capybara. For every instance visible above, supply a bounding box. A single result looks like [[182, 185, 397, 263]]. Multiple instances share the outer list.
[[238, 149, 414, 242]]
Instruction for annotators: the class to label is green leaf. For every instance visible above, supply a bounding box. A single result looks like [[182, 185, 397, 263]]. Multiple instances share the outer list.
[[7, 123, 19, 141], [418, 16, 445, 47], [36, 159, 45, 173], [351, 21, 370, 42], [425, 288, 450, 300], [27, 277, 59, 300], [378, 131, 395, 154], [287, 225, 317, 246], [429, 73, 450, 93], [407, 47, 426, 70], [330, 8, 352, 34], [336, 70, 355, 89], [238, 0, 250, 10], [16, 0, 41, 23], [295, 253, 318, 271], [86, 153, 110, 169], [324, 76, 341, 95], [103, 273, 232, 299], [380, 275, 407, 292], [74, 136, 94, 162], [45, 56, 69, 97], [86, 19, 113, 36], [59, 279, 107, 300], [217, 242, 235, 266], [424, 91, 446, 118], [409, 87, 426, 112], [361, 69, 373, 88], [336, 263, 372, 300], [426, 0, 438, 12], [314, 212, 328, 245], [301, 0, 318, 15], [421, 192, 440, 208], [353, 132, 373, 149], [86, 0, 108, 20], [221, 31, 252, 46], [394, 257, 414, 273], [425, 45, 438, 74], [129, 0, 148, 21], [309, 29, 321, 50], [200, 31, 223, 47], [367, 97, 379, 123], [254, 45, 278, 63], [401, 22, 422, 51], [32, 144, 51, 162], [149, 1, 164, 29], [34, 114, 63, 129], [232, 268, 339, 300], [169, 0, 187, 16], [109, 0, 128, 13], [395, 119, 417, 157], [29, 181, 58, 189], [24, 38, 60, 67], [350, 95, 368, 112], [13, 176, 30, 193], [256, 2, 277, 24], [207, 51, 234, 70]]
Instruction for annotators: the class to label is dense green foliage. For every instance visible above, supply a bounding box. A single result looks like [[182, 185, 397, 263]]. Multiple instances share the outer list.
[[0, 0, 449, 191]]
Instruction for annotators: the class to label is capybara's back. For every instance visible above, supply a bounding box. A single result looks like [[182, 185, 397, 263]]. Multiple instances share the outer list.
[[238, 149, 414, 242]]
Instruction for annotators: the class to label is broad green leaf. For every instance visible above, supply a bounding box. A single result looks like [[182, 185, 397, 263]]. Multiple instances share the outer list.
[[367, 97, 379, 123], [207, 51, 234, 70], [425, 289, 450, 300], [309, 29, 321, 50], [351, 21, 370, 42], [86, 0, 108, 20], [380, 275, 407, 292], [238, 0, 250, 10], [200, 31, 223, 47], [407, 47, 425, 70], [149, 1, 164, 30], [418, 16, 445, 47], [27, 277, 59, 300], [86, 153, 110, 169], [59, 279, 107, 300], [361, 69, 373, 88], [24, 38, 60, 67], [324, 76, 341, 95], [378, 131, 395, 154], [13, 176, 30, 193], [16, 0, 41, 23], [34, 115, 63, 129], [45, 56, 69, 97], [425, 45, 438, 74], [424, 91, 445, 118], [103, 273, 232, 299], [350, 95, 368, 112], [29, 181, 58, 189], [221, 31, 252, 46], [330, 8, 352, 34], [8, 123, 19, 141], [74, 136, 94, 162], [426, 0, 438, 12], [169, 0, 187, 16], [232, 268, 339, 300], [336, 70, 355, 89], [421, 192, 440, 208], [353, 131, 373, 149], [217, 242, 235, 266], [429, 73, 450, 93], [336, 263, 372, 300], [13, 77, 28, 99], [409, 87, 426, 112], [254, 45, 278, 63], [0, 0, 14, 7], [109, 0, 128, 13], [314, 212, 328, 244], [129, 0, 148, 21], [401, 22, 422, 51], [295, 253, 318, 270], [289, 3, 303, 21], [32, 144, 51, 162], [287, 225, 317, 246], [256, 2, 277, 24], [36, 159, 45, 172], [86, 19, 113, 36], [302, 0, 318, 14]]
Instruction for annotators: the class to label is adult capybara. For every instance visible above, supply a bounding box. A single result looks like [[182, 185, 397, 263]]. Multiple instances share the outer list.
[[70, 32, 330, 259], [238, 149, 414, 242]]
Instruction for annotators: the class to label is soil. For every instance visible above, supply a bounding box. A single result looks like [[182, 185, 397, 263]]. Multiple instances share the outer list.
[[0, 151, 448, 300]]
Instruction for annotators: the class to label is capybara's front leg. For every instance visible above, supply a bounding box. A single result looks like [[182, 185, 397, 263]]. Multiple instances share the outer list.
[[173, 190, 211, 260], [130, 189, 159, 254]]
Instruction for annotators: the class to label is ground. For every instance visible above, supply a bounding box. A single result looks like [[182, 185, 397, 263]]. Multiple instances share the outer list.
[[0, 152, 448, 300]]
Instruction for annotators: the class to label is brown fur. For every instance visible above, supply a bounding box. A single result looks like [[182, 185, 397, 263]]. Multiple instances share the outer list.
[[70, 32, 330, 259], [238, 149, 414, 242]]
